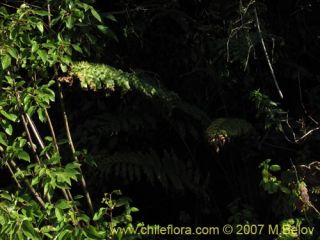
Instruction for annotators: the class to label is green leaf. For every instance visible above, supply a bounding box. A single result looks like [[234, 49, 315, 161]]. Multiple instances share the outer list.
[[22, 221, 38, 240], [31, 42, 39, 53], [1, 54, 11, 70], [0, 192, 12, 201], [78, 2, 90, 11], [262, 169, 269, 180], [97, 25, 109, 34], [72, 44, 83, 53], [116, 197, 130, 207], [31, 176, 40, 186], [66, 16, 74, 29], [270, 164, 281, 172], [17, 150, 30, 162], [7, 47, 18, 59], [125, 214, 132, 222], [26, 106, 36, 116], [55, 199, 71, 209], [0, 6, 8, 16], [55, 208, 64, 222], [49, 152, 61, 165], [60, 55, 71, 65], [56, 166, 79, 186], [105, 13, 117, 22], [4, 123, 13, 136], [37, 108, 46, 122], [280, 186, 290, 194], [0, 132, 7, 146], [36, 21, 44, 33], [73, 195, 84, 200], [0, 110, 18, 122], [90, 7, 102, 22], [78, 214, 90, 223], [131, 207, 139, 212], [34, 10, 49, 16], [37, 49, 48, 63], [85, 225, 106, 239], [93, 208, 106, 221], [57, 230, 71, 240], [18, 138, 27, 148], [60, 63, 68, 73]]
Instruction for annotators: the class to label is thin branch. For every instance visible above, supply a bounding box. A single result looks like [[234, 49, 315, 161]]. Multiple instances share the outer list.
[[295, 127, 320, 143], [45, 109, 59, 152], [281, 113, 320, 144], [0, 3, 18, 9], [15, 91, 42, 165], [6, 162, 22, 189], [45, 1, 78, 212], [25, 114, 49, 156], [254, 7, 283, 99], [108, 4, 172, 16], [47, 2, 51, 28], [55, 79, 94, 214], [26, 113, 74, 202], [9, 160, 46, 209], [44, 109, 77, 205]]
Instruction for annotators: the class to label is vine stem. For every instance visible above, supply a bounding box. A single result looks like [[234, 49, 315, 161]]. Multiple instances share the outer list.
[[254, 6, 283, 99], [56, 79, 94, 214]]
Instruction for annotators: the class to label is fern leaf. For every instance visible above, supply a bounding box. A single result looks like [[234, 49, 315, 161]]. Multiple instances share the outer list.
[[70, 61, 178, 101], [70, 62, 212, 125], [206, 118, 253, 152], [91, 150, 201, 191], [206, 118, 253, 138]]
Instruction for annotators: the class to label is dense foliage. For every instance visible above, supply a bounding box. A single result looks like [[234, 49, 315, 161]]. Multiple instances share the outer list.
[[0, 0, 320, 239]]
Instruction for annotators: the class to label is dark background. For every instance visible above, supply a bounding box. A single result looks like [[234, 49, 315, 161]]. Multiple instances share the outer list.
[[3, 0, 319, 239], [70, 0, 320, 229]]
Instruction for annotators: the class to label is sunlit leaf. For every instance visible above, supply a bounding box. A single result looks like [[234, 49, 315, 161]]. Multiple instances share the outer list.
[[97, 25, 109, 34], [4, 123, 13, 136], [38, 50, 48, 63], [1, 54, 11, 70], [90, 7, 102, 22], [7, 47, 18, 59], [0, 110, 17, 122], [270, 164, 281, 172], [17, 150, 30, 162], [36, 21, 44, 33], [72, 44, 83, 53], [0, 132, 7, 146], [66, 16, 74, 29]]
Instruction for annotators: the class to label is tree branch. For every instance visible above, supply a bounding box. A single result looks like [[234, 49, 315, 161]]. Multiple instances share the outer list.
[[254, 7, 283, 99], [55, 80, 94, 214]]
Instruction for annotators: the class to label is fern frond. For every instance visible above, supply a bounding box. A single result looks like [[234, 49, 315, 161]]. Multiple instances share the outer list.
[[174, 101, 211, 126], [206, 118, 254, 152], [70, 62, 178, 101], [206, 118, 253, 138], [69, 62, 211, 126], [74, 109, 157, 145], [92, 149, 201, 192]]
